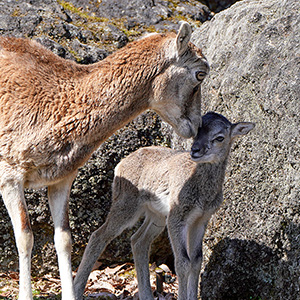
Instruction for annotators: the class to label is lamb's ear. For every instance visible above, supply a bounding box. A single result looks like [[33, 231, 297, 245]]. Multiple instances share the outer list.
[[231, 122, 255, 137], [176, 22, 192, 56]]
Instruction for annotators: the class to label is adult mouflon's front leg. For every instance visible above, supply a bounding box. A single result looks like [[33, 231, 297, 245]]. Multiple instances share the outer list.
[[48, 174, 77, 300], [1, 175, 34, 300]]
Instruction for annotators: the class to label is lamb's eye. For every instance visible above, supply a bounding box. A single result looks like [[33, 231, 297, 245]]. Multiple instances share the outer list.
[[215, 136, 224, 142], [195, 71, 206, 82]]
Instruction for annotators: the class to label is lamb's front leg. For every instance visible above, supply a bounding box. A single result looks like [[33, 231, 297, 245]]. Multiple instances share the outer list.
[[48, 174, 77, 300], [168, 210, 208, 300], [167, 219, 189, 300], [185, 218, 207, 300]]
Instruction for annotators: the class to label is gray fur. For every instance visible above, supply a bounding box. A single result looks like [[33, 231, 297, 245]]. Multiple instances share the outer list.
[[75, 112, 254, 300]]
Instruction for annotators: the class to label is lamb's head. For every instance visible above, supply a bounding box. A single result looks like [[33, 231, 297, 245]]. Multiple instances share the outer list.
[[149, 22, 209, 139], [190, 112, 255, 163]]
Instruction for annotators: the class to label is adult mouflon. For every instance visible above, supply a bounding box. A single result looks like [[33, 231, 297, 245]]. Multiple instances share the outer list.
[[0, 22, 209, 300]]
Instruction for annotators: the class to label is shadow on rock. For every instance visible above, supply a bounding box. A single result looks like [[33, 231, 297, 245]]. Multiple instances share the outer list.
[[201, 238, 275, 300], [200, 223, 300, 300]]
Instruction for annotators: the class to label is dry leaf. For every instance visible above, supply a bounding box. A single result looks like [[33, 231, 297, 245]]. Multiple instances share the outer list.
[[90, 280, 115, 293], [158, 264, 171, 273]]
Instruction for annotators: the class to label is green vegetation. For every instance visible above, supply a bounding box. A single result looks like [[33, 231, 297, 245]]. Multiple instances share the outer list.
[[58, 1, 108, 23]]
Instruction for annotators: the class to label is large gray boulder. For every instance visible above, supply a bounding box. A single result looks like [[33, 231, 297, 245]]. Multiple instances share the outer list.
[[187, 0, 299, 298]]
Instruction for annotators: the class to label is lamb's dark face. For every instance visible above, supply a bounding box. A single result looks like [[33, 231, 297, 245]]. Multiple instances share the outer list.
[[190, 112, 255, 163], [190, 113, 232, 163]]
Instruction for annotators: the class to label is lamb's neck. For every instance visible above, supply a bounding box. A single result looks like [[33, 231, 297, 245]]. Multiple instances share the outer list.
[[196, 158, 228, 187]]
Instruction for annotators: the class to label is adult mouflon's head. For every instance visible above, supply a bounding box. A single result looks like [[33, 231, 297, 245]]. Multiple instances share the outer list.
[[149, 22, 209, 139], [190, 112, 255, 163]]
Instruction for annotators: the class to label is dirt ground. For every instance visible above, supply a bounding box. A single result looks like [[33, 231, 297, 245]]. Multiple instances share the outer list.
[[0, 263, 178, 300]]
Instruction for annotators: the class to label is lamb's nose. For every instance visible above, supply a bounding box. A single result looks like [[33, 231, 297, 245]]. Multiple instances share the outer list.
[[190, 145, 203, 159], [191, 143, 200, 155]]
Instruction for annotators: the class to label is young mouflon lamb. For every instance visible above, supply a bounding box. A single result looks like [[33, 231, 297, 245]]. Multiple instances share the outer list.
[[75, 112, 255, 300]]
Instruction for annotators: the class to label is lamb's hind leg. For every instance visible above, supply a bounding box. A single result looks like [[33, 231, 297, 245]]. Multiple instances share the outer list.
[[74, 195, 143, 300], [131, 211, 166, 300], [48, 174, 77, 300], [0, 179, 33, 300]]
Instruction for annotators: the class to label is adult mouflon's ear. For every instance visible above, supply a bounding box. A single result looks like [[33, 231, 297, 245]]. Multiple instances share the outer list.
[[231, 122, 255, 137], [176, 22, 192, 56]]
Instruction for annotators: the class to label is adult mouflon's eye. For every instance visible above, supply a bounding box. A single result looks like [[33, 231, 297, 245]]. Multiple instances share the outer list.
[[195, 71, 206, 81], [215, 136, 225, 142]]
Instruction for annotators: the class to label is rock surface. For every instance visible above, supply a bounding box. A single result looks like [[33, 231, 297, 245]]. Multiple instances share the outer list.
[[0, 0, 215, 61], [199, 0, 239, 13], [189, 0, 299, 299]]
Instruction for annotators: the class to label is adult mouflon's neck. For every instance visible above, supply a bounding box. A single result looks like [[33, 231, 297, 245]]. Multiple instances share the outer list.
[[15, 33, 175, 176], [63, 33, 173, 146]]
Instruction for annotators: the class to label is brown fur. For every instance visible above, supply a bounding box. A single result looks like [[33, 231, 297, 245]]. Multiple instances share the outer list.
[[0, 34, 172, 184], [74, 113, 254, 300], [0, 23, 209, 300]]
